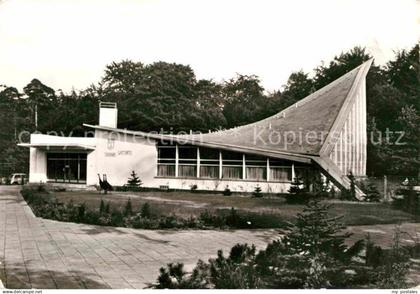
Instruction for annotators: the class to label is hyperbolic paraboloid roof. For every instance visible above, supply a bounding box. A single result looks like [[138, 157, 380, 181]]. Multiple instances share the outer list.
[[83, 60, 373, 197], [85, 59, 373, 161], [185, 61, 368, 156]]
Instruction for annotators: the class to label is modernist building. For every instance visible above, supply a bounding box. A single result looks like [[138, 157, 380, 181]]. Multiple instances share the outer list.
[[19, 60, 373, 197]]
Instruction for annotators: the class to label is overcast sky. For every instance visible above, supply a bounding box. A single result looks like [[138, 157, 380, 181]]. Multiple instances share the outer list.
[[0, 0, 418, 93]]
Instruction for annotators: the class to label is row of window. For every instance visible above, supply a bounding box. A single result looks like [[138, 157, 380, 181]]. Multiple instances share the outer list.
[[157, 143, 301, 182]]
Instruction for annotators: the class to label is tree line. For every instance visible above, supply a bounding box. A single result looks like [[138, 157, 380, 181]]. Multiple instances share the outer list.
[[0, 44, 418, 177]]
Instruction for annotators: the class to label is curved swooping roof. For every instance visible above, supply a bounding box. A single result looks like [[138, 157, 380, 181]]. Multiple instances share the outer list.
[[85, 59, 373, 160], [185, 60, 371, 156], [84, 60, 373, 198]]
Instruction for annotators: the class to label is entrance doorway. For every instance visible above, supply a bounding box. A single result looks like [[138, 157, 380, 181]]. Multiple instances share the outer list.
[[46, 153, 87, 183]]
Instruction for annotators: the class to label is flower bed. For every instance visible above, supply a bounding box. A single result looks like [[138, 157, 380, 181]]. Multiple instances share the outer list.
[[21, 187, 287, 230]]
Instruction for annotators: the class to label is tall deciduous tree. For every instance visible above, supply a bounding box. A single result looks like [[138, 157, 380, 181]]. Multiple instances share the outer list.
[[313, 46, 372, 89], [385, 44, 419, 104], [222, 74, 266, 127], [266, 71, 315, 116], [0, 86, 28, 175], [194, 79, 227, 131], [23, 79, 57, 131]]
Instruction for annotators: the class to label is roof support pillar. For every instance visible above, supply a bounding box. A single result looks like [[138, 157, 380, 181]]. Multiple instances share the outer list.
[[344, 121, 348, 175], [197, 147, 200, 178], [292, 163, 295, 181], [266, 158, 270, 181], [219, 151, 222, 179], [175, 144, 179, 177], [242, 154, 246, 180], [77, 155, 81, 183]]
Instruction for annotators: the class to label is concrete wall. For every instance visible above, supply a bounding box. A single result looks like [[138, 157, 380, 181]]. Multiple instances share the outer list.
[[89, 130, 291, 193], [87, 130, 157, 186], [29, 147, 47, 183], [27, 131, 292, 193]]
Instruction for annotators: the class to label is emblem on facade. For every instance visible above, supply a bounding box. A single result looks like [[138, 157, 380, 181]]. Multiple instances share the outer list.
[[107, 138, 115, 150]]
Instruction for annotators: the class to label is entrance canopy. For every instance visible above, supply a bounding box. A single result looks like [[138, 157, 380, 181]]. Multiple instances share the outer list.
[[18, 134, 96, 151], [18, 143, 95, 151]]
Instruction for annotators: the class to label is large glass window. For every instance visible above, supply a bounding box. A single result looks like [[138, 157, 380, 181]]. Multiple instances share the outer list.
[[47, 153, 87, 183], [157, 141, 176, 177], [222, 150, 242, 179], [154, 142, 313, 185], [269, 158, 292, 182], [199, 147, 219, 179], [178, 145, 197, 177], [246, 154, 266, 180]]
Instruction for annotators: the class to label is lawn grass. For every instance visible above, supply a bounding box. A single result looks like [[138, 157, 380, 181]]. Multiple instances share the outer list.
[[47, 190, 418, 226]]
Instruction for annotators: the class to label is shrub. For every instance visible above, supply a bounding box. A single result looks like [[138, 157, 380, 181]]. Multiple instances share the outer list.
[[252, 186, 263, 198], [126, 170, 142, 191], [284, 192, 313, 204], [348, 172, 356, 198], [37, 183, 47, 192], [156, 244, 260, 289], [281, 200, 365, 263], [25, 186, 281, 230], [312, 175, 330, 198], [288, 177, 304, 194], [374, 228, 411, 288], [104, 201, 110, 214], [65, 200, 79, 223], [393, 187, 420, 215], [130, 214, 158, 229], [223, 186, 232, 196], [99, 199, 105, 214], [286, 177, 313, 204], [140, 202, 152, 218], [83, 210, 101, 225], [365, 234, 385, 267], [53, 187, 66, 192], [199, 210, 226, 228], [208, 245, 261, 289], [198, 209, 284, 229], [77, 203, 86, 222], [243, 213, 285, 229], [156, 263, 201, 289], [340, 172, 358, 201], [154, 199, 397, 289], [124, 198, 133, 216], [115, 186, 128, 192], [110, 209, 124, 227], [190, 184, 198, 192], [159, 215, 183, 229], [226, 207, 242, 227], [329, 187, 336, 198], [405, 188, 419, 215], [362, 180, 381, 202]]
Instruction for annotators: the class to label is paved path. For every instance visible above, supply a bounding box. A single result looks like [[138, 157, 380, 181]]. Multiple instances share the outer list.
[[0, 186, 419, 289]]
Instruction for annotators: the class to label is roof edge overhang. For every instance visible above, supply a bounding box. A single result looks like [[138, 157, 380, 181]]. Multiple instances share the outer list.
[[18, 143, 96, 151], [83, 123, 313, 163], [319, 58, 373, 156]]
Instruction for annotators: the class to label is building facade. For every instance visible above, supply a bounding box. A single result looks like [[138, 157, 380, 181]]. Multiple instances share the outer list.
[[19, 60, 373, 197]]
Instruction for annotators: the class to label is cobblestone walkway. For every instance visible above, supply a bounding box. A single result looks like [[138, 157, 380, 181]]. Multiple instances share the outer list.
[[0, 186, 419, 289]]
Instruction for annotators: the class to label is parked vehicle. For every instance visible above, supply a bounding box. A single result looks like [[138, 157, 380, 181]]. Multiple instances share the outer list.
[[9, 173, 27, 185]]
